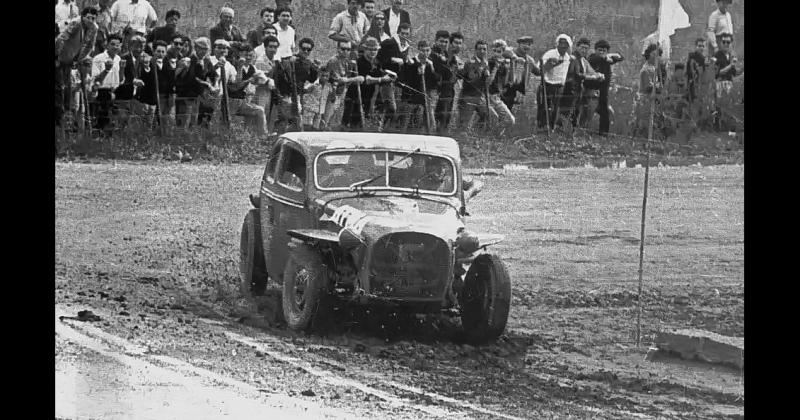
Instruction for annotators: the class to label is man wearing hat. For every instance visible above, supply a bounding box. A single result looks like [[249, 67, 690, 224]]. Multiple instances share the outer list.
[[210, 7, 245, 46], [502, 36, 541, 112], [537, 34, 572, 130], [207, 39, 267, 136]]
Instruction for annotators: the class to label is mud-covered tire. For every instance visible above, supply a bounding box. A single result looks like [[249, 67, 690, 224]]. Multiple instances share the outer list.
[[240, 209, 268, 299], [459, 254, 511, 343], [282, 242, 330, 331]]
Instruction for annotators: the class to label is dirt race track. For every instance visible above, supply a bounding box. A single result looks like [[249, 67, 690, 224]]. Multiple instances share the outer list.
[[55, 161, 744, 419]]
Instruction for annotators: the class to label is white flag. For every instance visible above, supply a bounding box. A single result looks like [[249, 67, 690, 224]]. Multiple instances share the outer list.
[[641, 0, 691, 59]]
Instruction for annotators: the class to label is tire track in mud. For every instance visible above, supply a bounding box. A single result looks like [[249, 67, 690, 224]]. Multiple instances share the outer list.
[[55, 307, 362, 420], [199, 318, 526, 420]]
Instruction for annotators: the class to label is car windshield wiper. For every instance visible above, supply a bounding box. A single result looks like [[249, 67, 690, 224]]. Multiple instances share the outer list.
[[348, 148, 421, 192]]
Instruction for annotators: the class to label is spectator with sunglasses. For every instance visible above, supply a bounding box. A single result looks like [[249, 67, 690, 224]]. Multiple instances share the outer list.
[[320, 41, 363, 130], [706, 0, 733, 55]]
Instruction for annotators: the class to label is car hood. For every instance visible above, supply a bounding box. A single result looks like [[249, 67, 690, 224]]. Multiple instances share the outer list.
[[321, 196, 464, 242]]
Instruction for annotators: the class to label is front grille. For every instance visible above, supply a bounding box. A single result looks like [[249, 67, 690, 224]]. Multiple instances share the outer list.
[[369, 232, 451, 298]]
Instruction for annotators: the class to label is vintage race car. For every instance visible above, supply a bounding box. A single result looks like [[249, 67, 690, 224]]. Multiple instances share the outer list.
[[239, 132, 511, 342]]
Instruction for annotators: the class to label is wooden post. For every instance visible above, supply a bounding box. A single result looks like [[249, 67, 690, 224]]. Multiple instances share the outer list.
[[636, 53, 658, 348]]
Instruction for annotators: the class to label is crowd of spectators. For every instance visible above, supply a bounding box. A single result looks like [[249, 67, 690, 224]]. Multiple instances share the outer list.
[[55, 0, 743, 141]]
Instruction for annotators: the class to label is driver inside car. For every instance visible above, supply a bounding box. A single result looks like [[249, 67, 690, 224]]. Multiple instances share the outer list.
[[415, 157, 454, 192]]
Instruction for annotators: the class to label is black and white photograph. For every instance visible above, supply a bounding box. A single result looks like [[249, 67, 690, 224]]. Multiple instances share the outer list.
[[55, 0, 744, 418]]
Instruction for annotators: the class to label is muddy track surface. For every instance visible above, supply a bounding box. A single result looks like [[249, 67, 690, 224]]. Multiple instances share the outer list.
[[56, 162, 744, 419]]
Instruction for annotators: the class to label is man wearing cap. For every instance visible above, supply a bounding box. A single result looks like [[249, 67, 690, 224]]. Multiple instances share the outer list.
[[587, 39, 624, 136], [502, 36, 541, 112], [707, 0, 734, 56], [109, 0, 157, 37], [210, 7, 245, 46], [537, 34, 572, 130]]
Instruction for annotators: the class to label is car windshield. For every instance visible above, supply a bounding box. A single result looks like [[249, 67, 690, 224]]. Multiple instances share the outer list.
[[315, 150, 456, 194]]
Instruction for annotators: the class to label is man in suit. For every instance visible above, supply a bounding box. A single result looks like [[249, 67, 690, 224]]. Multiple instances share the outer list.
[[376, 22, 412, 129], [382, 0, 410, 38]]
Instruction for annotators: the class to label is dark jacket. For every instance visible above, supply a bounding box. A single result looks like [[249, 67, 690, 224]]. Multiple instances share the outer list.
[[381, 8, 410, 36], [357, 56, 386, 116], [459, 57, 493, 97], [55, 20, 97, 65], [114, 52, 144, 100], [228, 65, 257, 99], [377, 37, 409, 74], [175, 55, 205, 97], [156, 61, 176, 97], [714, 50, 737, 81], [209, 24, 245, 45], [399, 58, 440, 104], [273, 58, 318, 101], [587, 52, 623, 101], [147, 25, 179, 45]]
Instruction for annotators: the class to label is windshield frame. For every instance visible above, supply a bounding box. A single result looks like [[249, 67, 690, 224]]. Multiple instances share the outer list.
[[313, 149, 458, 196]]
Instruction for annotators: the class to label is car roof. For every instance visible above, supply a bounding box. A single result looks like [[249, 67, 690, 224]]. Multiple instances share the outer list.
[[280, 132, 461, 159]]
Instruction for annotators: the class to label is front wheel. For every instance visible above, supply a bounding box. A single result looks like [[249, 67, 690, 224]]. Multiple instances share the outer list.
[[459, 254, 511, 344], [282, 242, 331, 331]]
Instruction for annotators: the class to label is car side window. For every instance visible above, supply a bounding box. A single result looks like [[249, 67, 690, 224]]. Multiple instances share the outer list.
[[276, 145, 306, 192], [264, 144, 281, 183]]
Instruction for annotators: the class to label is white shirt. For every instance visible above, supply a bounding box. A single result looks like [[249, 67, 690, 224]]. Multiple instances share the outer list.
[[388, 9, 401, 37], [208, 56, 237, 90], [273, 23, 296, 60], [541, 48, 571, 85], [91, 51, 122, 89], [708, 9, 733, 36], [329, 10, 368, 44], [707, 9, 734, 48], [109, 0, 157, 34], [55, 1, 79, 32]]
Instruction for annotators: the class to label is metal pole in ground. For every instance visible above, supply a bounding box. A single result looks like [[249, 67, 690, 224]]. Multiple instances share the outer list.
[[635, 54, 658, 348]]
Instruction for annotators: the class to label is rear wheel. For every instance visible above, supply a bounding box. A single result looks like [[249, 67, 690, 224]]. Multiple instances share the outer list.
[[282, 242, 331, 331], [459, 254, 511, 343], [239, 209, 268, 299]]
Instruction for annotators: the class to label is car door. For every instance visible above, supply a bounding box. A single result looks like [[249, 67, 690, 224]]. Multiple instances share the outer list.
[[259, 142, 282, 279], [263, 140, 312, 282]]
